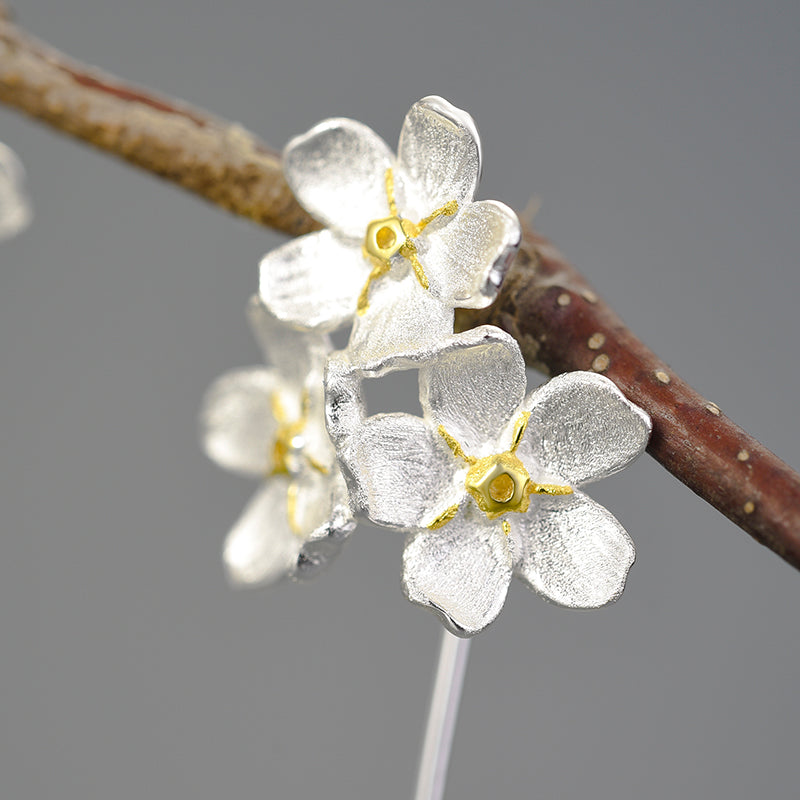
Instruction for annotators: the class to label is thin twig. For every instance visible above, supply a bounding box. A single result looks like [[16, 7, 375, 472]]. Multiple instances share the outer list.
[[2, 13, 798, 570]]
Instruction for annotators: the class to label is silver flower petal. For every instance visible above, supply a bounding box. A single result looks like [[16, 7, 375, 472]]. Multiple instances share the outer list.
[[402, 504, 512, 637], [419, 326, 527, 456], [201, 367, 283, 477], [259, 230, 369, 332], [246, 295, 331, 389], [223, 479, 304, 587], [517, 371, 652, 486], [299, 396, 338, 471], [424, 200, 521, 309], [513, 491, 635, 609], [339, 413, 457, 528], [397, 96, 481, 220], [284, 118, 394, 238], [347, 275, 455, 366], [294, 470, 356, 580], [323, 351, 368, 450], [249, 301, 336, 470]]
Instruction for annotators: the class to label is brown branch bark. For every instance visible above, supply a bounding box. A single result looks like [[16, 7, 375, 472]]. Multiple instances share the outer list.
[[2, 13, 799, 570], [0, 14, 315, 235]]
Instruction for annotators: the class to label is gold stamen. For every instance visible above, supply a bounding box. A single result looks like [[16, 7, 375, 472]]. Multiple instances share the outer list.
[[438, 425, 475, 464], [399, 240, 429, 289], [427, 503, 460, 530], [528, 483, 573, 496], [356, 258, 392, 315], [510, 411, 531, 453], [413, 200, 459, 235], [304, 454, 330, 475], [400, 218, 420, 238], [501, 519, 511, 537], [271, 392, 289, 424], [270, 439, 288, 475]]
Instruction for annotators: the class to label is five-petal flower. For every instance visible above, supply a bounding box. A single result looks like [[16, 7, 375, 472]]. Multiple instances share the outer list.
[[325, 326, 651, 636], [259, 96, 521, 362], [201, 297, 354, 586]]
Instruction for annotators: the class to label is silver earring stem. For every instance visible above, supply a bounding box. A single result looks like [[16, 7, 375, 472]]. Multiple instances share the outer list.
[[413, 629, 472, 800]]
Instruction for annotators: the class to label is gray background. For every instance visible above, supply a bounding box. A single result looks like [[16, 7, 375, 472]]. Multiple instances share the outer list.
[[2, 1, 799, 798]]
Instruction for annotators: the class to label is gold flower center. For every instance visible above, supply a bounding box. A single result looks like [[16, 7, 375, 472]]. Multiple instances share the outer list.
[[375, 224, 398, 251], [271, 418, 306, 476], [269, 391, 329, 535], [363, 216, 405, 262], [465, 451, 532, 519], [358, 168, 459, 315], [427, 410, 574, 530], [489, 472, 515, 503]]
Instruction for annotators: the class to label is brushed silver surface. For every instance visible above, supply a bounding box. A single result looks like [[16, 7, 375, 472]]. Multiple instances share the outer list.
[[259, 97, 520, 358], [325, 326, 650, 635]]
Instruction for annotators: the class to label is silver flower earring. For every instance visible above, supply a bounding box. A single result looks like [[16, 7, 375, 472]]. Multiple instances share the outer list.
[[201, 296, 354, 586], [259, 96, 520, 362], [203, 94, 652, 800], [325, 326, 651, 636]]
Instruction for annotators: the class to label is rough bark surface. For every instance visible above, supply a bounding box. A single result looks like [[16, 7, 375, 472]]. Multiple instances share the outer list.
[[2, 11, 799, 570], [0, 14, 316, 235]]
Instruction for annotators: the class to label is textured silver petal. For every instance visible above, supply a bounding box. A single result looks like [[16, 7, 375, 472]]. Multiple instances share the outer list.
[[347, 274, 455, 365], [323, 351, 368, 451], [396, 96, 481, 221], [284, 118, 394, 238], [246, 295, 331, 389], [300, 391, 338, 471], [295, 471, 357, 581], [419, 326, 527, 457], [249, 300, 337, 471], [0, 142, 32, 241], [424, 200, 521, 309], [402, 505, 512, 637], [259, 230, 368, 332], [201, 367, 284, 477], [290, 471, 332, 540], [338, 413, 457, 528], [223, 480, 303, 587], [513, 491, 635, 608], [517, 371, 652, 486]]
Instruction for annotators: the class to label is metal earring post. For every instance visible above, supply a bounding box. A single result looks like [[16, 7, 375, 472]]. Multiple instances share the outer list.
[[413, 629, 472, 800]]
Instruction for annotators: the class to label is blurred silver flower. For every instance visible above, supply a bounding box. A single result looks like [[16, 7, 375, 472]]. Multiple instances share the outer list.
[[325, 326, 651, 636], [260, 96, 520, 362], [0, 142, 32, 241], [201, 297, 354, 586]]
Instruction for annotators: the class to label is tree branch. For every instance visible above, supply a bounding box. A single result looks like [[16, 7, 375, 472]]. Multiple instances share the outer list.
[[2, 13, 798, 570], [0, 14, 315, 235]]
